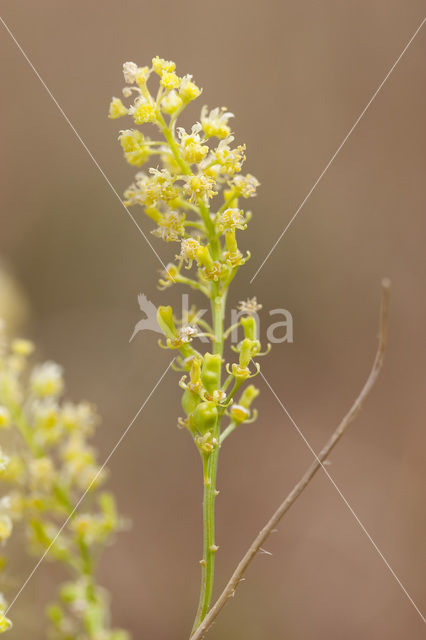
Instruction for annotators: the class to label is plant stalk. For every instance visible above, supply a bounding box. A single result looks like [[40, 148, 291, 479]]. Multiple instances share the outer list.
[[191, 288, 226, 633]]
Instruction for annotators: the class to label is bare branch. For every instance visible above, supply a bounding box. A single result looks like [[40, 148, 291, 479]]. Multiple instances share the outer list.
[[191, 279, 391, 640]]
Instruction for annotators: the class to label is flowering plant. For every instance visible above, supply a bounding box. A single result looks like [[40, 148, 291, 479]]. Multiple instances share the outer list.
[[0, 327, 127, 639], [109, 56, 269, 633]]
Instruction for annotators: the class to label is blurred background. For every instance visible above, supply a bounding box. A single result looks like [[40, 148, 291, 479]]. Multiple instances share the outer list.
[[0, 1, 425, 638]]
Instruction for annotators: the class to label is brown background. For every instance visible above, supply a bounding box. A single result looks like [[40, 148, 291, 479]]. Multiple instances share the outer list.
[[0, 1, 425, 638]]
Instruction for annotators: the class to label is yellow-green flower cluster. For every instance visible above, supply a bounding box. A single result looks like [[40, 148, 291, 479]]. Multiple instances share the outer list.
[[109, 56, 266, 455], [0, 326, 128, 639], [110, 56, 269, 631], [108, 56, 259, 275]]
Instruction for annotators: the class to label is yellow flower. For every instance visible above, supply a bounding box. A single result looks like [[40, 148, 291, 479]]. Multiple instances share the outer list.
[[61, 401, 96, 434], [177, 124, 209, 165], [30, 362, 63, 397], [11, 338, 34, 357], [145, 168, 180, 204], [201, 106, 234, 139], [108, 97, 128, 119], [224, 249, 246, 267], [179, 75, 202, 102], [183, 174, 217, 202], [119, 129, 151, 166], [71, 514, 98, 542], [129, 97, 157, 125], [0, 613, 12, 633], [177, 238, 201, 268], [161, 90, 183, 115], [62, 436, 94, 469], [122, 62, 150, 88], [152, 56, 176, 75], [230, 404, 250, 423], [160, 72, 181, 90], [216, 208, 247, 232], [0, 456, 24, 483], [158, 263, 179, 289], [213, 137, 246, 175], [76, 465, 105, 491], [122, 61, 139, 83], [152, 211, 185, 242], [183, 143, 208, 164], [0, 516, 12, 542], [33, 401, 60, 437], [0, 408, 10, 429], [231, 173, 260, 198], [29, 457, 55, 490], [123, 173, 149, 207], [8, 492, 26, 515]]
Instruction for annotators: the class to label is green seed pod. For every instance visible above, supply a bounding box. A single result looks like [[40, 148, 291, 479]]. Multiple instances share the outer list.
[[144, 206, 162, 223], [230, 386, 260, 424], [241, 316, 257, 341], [181, 389, 200, 416], [201, 353, 222, 393], [190, 356, 202, 386], [196, 245, 214, 269], [225, 229, 238, 253], [239, 384, 260, 408], [157, 305, 177, 340], [192, 401, 218, 434], [239, 338, 256, 368]]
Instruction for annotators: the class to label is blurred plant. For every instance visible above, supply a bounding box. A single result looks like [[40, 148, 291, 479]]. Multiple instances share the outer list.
[[0, 322, 128, 639], [109, 56, 268, 634]]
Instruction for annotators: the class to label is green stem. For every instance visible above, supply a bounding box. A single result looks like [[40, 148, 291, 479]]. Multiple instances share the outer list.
[[175, 274, 209, 296], [218, 379, 242, 418], [219, 422, 237, 443], [191, 290, 226, 634], [192, 445, 219, 631], [211, 286, 225, 357], [216, 189, 238, 215]]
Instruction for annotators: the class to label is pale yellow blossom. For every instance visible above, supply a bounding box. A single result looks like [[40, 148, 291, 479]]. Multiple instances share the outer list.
[[108, 97, 128, 119]]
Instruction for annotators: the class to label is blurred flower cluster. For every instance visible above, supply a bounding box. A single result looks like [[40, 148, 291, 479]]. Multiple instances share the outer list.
[[0, 322, 128, 639]]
